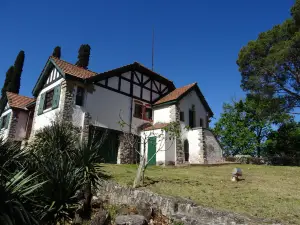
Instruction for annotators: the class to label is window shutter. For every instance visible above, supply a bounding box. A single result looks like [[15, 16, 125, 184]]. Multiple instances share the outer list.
[[52, 85, 61, 109], [38, 93, 46, 115], [5, 112, 11, 129]]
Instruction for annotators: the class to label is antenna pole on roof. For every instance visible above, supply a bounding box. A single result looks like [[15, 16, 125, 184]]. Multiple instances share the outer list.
[[152, 27, 154, 71]]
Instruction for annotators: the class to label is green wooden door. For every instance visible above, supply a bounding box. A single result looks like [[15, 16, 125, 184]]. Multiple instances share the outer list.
[[148, 137, 156, 165]]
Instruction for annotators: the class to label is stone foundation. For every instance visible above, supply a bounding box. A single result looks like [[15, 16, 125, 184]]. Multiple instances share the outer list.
[[118, 134, 139, 164]]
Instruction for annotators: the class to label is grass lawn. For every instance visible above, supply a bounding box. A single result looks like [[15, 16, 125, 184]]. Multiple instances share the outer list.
[[101, 164, 300, 224]]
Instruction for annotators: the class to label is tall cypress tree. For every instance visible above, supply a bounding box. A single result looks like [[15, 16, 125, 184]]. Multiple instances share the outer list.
[[8, 51, 25, 94], [75, 44, 91, 69], [0, 66, 15, 112], [52, 46, 61, 59], [1, 66, 14, 97]]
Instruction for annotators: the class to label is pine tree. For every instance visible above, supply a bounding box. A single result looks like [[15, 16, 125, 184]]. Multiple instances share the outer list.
[[52, 46, 61, 59], [8, 51, 25, 94], [75, 44, 91, 69]]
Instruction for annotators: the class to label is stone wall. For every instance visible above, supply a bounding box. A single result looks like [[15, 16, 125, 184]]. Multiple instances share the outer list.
[[96, 180, 275, 225], [198, 127, 207, 164], [81, 112, 91, 143], [204, 128, 224, 164], [170, 104, 184, 165], [60, 80, 74, 123], [118, 133, 139, 164], [8, 110, 17, 139]]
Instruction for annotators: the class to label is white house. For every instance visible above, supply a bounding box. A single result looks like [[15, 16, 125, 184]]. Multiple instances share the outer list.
[[1, 56, 223, 165], [140, 83, 223, 165], [0, 92, 35, 141]]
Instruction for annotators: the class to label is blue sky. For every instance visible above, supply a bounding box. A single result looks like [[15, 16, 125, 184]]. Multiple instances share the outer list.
[[0, 0, 295, 123]]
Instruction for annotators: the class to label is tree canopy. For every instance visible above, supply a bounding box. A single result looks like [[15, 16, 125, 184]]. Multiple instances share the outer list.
[[52, 46, 61, 59], [75, 44, 91, 69], [214, 96, 290, 157], [237, 0, 300, 111], [265, 120, 300, 158]]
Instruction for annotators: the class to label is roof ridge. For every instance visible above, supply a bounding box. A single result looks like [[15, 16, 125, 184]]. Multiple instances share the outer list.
[[50, 56, 97, 74], [177, 82, 197, 89]]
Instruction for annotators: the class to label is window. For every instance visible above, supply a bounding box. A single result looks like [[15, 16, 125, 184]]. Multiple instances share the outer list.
[[76, 86, 85, 106], [180, 111, 184, 121], [145, 107, 152, 120], [1, 115, 7, 129], [44, 89, 54, 110], [200, 118, 203, 127], [133, 101, 152, 121], [189, 109, 195, 128], [134, 103, 143, 119]]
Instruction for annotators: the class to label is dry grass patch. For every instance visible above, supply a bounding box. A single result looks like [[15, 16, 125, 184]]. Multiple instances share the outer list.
[[101, 164, 300, 224]]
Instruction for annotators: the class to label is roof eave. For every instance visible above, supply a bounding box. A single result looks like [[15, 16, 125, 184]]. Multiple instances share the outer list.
[[32, 58, 67, 97], [153, 100, 177, 108]]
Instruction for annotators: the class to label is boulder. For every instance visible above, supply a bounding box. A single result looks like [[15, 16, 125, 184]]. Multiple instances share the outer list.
[[117, 206, 138, 215], [115, 215, 147, 225], [91, 196, 103, 209], [90, 209, 110, 225], [136, 202, 153, 221]]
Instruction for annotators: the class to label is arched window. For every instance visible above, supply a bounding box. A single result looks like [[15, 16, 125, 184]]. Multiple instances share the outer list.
[[184, 139, 189, 162]]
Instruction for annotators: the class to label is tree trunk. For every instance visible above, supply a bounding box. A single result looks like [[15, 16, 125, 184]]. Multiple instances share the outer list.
[[133, 156, 145, 188], [82, 182, 92, 218]]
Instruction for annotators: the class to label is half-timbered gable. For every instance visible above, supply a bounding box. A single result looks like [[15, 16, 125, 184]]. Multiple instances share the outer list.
[[89, 62, 175, 104], [31, 56, 97, 134]]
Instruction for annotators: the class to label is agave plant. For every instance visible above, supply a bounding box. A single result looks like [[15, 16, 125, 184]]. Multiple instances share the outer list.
[[0, 138, 43, 225], [74, 129, 108, 218], [28, 119, 109, 223], [0, 170, 44, 225]]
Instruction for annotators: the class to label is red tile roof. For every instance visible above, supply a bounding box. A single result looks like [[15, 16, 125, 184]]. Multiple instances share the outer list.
[[6, 92, 35, 110], [50, 56, 97, 79], [154, 83, 196, 105], [143, 123, 170, 131]]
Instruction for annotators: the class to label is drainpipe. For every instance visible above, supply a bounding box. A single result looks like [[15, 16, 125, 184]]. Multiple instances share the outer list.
[[129, 97, 133, 133]]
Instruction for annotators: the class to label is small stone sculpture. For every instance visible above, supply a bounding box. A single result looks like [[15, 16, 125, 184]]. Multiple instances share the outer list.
[[231, 168, 242, 181]]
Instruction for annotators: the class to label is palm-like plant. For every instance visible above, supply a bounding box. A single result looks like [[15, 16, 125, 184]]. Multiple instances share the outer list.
[[28, 120, 108, 223], [28, 120, 83, 224], [0, 171, 44, 225], [74, 130, 108, 218], [0, 138, 43, 225]]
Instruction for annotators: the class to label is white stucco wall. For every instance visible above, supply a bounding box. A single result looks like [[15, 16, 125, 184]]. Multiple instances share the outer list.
[[186, 129, 201, 164], [86, 85, 131, 131], [0, 109, 12, 140], [86, 85, 151, 133], [178, 89, 208, 129], [165, 132, 176, 164], [140, 129, 166, 165], [15, 111, 29, 141], [32, 78, 64, 133], [153, 105, 173, 124]]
